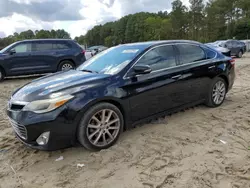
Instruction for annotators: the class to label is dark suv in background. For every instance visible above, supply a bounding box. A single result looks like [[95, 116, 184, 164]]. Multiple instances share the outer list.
[[0, 39, 86, 81], [215, 40, 246, 58]]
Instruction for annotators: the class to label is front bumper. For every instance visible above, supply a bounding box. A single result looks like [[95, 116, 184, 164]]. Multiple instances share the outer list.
[[7, 106, 78, 151]]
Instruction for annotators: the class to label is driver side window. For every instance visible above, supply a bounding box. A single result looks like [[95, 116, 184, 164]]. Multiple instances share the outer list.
[[137, 45, 176, 71], [11, 43, 31, 53]]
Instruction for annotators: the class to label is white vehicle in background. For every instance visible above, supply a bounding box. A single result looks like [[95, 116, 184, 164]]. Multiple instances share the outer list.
[[80, 45, 108, 60], [84, 49, 93, 60]]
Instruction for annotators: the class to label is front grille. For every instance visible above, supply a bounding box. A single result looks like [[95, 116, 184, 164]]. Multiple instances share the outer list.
[[8, 118, 27, 140], [10, 104, 25, 111]]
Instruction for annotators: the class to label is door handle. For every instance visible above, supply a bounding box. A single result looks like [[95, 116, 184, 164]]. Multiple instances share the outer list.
[[208, 65, 216, 69], [171, 74, 182, 80]]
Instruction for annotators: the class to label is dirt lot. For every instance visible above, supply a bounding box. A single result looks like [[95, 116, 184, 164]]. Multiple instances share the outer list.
[[1, 54, 250, 188]]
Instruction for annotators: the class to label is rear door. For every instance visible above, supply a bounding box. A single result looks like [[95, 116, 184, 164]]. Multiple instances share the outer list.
[[231, 41, 239, 55], [4, 42, 33, 75], [225, 41, 235, 55], [175, 43, 218, 102], [31, 41, 57, 73], [123, 44, 189, 121]]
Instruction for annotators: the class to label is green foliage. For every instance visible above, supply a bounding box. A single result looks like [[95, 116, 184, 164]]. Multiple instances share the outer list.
[[78, 0, 250, 46], [1, 0, 250, 49]]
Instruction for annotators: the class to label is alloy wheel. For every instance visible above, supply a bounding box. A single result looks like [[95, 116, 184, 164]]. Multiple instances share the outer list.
[[86, 109, 120, 147], [239, 51, 242, 58], [61, 63, 73, 71], [212, 81, 226, 105]]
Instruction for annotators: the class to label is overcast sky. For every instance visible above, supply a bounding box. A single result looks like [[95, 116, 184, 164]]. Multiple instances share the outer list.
[[0, 0, 190, 38]]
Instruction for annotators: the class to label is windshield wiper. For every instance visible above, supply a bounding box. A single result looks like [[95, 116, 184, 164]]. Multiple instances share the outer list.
[[81, 69, 98, 74]]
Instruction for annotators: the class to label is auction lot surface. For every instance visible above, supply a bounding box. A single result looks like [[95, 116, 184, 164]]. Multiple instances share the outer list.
[[1, 54, 250, 188]]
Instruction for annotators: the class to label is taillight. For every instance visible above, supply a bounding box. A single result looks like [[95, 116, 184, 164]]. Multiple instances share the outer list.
[[81, 50, 85, 54], [229, 58, 235, 65]]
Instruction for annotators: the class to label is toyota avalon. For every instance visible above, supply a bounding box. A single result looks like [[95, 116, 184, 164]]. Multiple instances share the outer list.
[[7, 40, 235, 151]]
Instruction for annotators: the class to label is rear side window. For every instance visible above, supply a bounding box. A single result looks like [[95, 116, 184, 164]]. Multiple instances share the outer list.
[[137, 45, 176, 71], [232, 41, 238, 47], [74, 42, 84, 50], [53, 41, 71, 50], [176, 44, 206, 64], [33, 41, 53, 51], [206, 48, 217, 59]]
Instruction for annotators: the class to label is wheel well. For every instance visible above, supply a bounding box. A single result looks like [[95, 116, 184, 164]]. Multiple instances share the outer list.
[[58, 59, 75, 69], [0, 65, 6, 76], [102, 100, 126, 129], [218, 75, 229, 91]]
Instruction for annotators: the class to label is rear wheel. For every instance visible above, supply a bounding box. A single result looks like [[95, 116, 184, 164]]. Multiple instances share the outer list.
[[0, 68, 4, 82], [58, 60, 75, 71], [206, 77, 227, 107], [237, 50, 243, 58], [77, 103, 124, 151]]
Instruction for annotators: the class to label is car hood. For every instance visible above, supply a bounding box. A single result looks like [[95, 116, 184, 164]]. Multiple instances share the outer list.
[[11, 70, 110, 102]]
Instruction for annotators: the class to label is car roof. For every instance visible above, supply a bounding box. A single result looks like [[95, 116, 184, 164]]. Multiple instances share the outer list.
[[119, 40, 202, 48], [19, 39, 73, 42]]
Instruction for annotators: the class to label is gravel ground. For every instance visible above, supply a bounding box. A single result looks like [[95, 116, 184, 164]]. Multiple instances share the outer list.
[[1, 54, 250, 188]]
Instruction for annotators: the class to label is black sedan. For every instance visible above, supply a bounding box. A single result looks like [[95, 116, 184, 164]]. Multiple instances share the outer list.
[[7, 40, 235, 151]]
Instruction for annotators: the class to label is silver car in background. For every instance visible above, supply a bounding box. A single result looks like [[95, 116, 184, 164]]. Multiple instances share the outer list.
[[214, 40, 246, 58], [205, 43, 231, 57]]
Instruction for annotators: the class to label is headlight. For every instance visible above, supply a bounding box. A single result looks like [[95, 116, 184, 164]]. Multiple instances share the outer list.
[[23, 95, 74, 113]]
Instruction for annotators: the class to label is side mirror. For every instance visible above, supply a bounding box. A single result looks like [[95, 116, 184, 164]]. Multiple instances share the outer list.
[[9, 49, 16, 55], [133, 65, 152, 75]]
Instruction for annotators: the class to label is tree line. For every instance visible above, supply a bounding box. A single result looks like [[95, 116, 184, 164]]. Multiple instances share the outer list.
[[76, 0, 250, 47], [1, 0, 250, 49]]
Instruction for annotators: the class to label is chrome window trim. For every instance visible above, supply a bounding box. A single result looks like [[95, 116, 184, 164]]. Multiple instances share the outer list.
[[123, 43, 217, 79], [123, 44, 175, 79]]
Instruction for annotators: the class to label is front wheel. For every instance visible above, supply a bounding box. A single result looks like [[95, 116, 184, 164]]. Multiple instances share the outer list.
[[237, 51, 243, 58], [77, 103, 124, 151], [0, 68, 4, 82], [206, 77, 227, 108]]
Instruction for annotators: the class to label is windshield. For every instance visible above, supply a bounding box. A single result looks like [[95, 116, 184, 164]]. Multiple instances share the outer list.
[[77, 44, 148, 75], [0, 42, 17, 53]]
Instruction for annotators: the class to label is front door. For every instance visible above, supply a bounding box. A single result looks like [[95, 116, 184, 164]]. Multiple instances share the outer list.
[[4, 42, 33, 75], [123, 45, 188, 121]]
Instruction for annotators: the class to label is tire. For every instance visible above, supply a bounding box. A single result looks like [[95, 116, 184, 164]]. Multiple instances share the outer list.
[[77, 103, 124, 151], [237, 50, 243, 58], [58, 60, 75, 71], [0, 68, 5, 82], [205, 77, 227, 108]]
